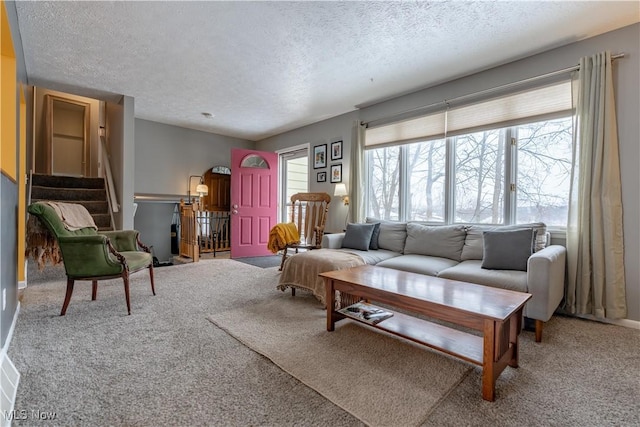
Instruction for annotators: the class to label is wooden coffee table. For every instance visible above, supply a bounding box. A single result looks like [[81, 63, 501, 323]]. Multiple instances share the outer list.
[[321, 265, 532, 401]]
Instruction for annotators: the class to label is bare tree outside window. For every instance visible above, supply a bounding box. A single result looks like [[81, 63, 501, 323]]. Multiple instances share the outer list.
[[454, 129, 505, 224], [516, 117, 572, 226], [407, 140, 446, 221], [367, 146, 400, 220]]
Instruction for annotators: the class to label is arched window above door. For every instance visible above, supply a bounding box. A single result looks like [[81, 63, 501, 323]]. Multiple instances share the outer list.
[[240, 154, 269, 169]]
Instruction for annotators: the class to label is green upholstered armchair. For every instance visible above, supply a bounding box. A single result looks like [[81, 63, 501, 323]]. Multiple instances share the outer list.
[[27, 202, 156, 315]]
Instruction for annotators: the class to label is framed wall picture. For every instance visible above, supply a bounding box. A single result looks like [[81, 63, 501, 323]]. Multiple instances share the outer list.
[[330, 164, 342, 183], [331, 140, 343, 160], [317, 171, 326, 182], [313, 144, 327, 169]]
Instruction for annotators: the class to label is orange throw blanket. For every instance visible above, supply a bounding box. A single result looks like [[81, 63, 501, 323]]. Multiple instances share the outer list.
[[267, 223, 299, 253]]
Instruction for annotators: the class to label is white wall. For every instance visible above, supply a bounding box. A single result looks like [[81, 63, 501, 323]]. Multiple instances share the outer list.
[[257, 24, 640, 321]]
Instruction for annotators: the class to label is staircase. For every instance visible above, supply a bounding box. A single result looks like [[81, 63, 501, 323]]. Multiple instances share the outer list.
[[29, 173, 114, 231]]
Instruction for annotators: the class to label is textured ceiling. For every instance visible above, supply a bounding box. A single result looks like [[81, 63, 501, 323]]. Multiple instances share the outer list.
[[14, 1, 639, 141]]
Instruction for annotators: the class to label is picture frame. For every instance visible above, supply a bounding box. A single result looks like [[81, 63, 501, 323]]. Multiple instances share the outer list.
[[331, 140, 343, 161], [313, 144, 327, 169], [317, 171, 326, 182], [330, 163, 342, 183]]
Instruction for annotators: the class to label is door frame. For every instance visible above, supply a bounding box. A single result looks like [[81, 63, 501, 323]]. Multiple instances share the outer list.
[[45, 94, 91, 177]]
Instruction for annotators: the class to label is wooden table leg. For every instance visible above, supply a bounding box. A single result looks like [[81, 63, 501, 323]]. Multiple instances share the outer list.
[[326, 278, 336, 332], [508, 309, 522, 368], [482, 319, 496, 402]]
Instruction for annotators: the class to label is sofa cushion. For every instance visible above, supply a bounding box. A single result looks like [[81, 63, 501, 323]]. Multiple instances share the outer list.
[[377, 254, 459, 276], [341, 223, 376, 251], [481, 228, 536, 271], [461, 222, 548, 261], [438, 260, 528, 292], [335, 248, 401, 265], [404, 223, 467, 262], [366, 218, 407, 253]]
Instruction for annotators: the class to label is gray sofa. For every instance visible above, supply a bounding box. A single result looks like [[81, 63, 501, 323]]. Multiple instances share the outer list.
[[321, 219, 566, 342]]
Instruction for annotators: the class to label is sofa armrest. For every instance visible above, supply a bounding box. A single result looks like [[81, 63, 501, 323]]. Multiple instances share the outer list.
[[321, 233, 345, 249], [526, 245, 567, 322]]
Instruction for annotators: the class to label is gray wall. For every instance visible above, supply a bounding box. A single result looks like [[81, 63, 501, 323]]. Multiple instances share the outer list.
[[2, 0, 28, 348], [260, 111, 359, 233], [258, 24, 640, 321], [133, 119, 254, 260]]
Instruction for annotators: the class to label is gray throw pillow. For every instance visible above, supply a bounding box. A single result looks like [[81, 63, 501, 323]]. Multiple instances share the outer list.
[[481, 228, 536, 271], [341, 223, 376, 251], [368, 222, 381, 250]]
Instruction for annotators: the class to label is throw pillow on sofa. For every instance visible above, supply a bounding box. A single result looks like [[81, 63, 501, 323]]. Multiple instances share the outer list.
[[404, 223, 467, 261], [368, 222, 381, 250], [341, 223, 376, 251], [366, 217, 407, 253], [461, 222, 547, 261], [481, 228, 536, 271]]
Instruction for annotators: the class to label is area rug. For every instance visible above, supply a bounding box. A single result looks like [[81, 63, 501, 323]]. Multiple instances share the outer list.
[[208, 291, 473, 426]]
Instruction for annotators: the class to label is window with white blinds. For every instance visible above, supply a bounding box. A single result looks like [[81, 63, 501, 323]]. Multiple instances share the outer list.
[[365, 80, 572, 147]]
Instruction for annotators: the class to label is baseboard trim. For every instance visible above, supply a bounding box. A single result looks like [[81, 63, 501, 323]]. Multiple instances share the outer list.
[[574, 314, 639, 329], [1, 302, 20, 359], [1, 302, 21, 425]]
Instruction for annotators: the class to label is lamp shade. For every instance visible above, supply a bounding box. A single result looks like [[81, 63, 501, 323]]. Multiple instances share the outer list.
[[334, 183, 348, 197], [195, 183, 209, 196]]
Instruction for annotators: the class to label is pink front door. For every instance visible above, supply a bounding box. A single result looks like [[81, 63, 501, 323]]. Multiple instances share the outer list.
[[230, 149, 278, 258]]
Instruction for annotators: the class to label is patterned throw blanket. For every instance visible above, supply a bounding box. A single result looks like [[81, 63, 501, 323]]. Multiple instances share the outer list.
[[267, 222, 299, 253], [277, 249, 365, 307]]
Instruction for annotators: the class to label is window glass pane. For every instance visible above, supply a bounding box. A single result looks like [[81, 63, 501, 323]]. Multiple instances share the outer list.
[[454, 129, 505, 224], [406, 140, 446, 222], [366, 146, 400, 220], [516, 117, 572, 226]]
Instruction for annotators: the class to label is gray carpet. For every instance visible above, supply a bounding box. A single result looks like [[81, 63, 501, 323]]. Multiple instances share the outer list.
[[235, 255, 283, 268], [10, 259, 640, 426]]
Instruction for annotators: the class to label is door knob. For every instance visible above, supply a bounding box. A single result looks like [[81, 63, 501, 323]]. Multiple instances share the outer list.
[[232, 204, 238, 209], [232, 210, 238, 214]]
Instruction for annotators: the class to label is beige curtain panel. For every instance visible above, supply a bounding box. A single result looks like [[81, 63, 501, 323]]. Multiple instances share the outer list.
[[566, 51, 627, 319], [349, 122, 366, 224]]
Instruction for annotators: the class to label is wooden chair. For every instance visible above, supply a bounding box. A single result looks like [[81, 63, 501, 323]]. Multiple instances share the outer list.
[[279, 192, 331, 273]]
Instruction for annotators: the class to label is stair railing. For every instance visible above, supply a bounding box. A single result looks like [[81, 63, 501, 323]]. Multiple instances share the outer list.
[[100, 132, 119, 230]]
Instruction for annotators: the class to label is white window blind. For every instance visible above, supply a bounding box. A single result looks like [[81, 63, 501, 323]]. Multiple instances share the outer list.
[[365, 80, 572, 147]]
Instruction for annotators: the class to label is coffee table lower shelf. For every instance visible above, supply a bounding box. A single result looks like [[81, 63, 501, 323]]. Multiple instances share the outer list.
[[342, 309, 484, 366]]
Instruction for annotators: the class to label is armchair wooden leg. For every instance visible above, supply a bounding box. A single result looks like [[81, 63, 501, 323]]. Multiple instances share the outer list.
[[535, 320, 543, 343], [122, 272, 132, 315], [148, 265, 156, 296], [61, 278, 75, 316], [91, 281, 98, 301], [279, 247, 289, 271]]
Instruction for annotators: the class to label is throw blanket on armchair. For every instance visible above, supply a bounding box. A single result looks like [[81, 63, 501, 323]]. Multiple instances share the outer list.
[[45, 201, 98, 231], [267, 222, 299, 253], [26, 202, 98, 269]]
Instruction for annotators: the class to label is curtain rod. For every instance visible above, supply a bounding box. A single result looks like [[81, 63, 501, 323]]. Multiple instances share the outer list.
[[363, 53, 625, 128]]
